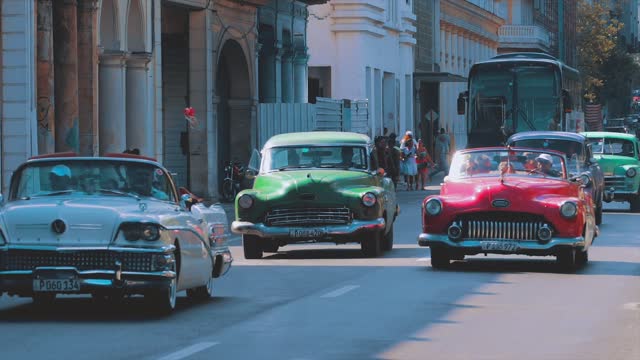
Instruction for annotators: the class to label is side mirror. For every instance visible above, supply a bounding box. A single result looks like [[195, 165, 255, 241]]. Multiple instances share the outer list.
[[0, 193, 3, 206], [244, 168, 258, 180], [589, 157, 597, 165], [180, 192, 199, 211], [457, 92, 467, 115]]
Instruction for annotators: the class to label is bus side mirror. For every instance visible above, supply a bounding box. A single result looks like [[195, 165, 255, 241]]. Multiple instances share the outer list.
[[562, 89, 573, 113], [457, 92, 467, 115]]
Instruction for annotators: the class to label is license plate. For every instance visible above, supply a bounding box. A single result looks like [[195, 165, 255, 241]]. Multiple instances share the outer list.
[[33, 279, 80, 292], [480, 241, 519, 252], [289, 228, 326, 238]]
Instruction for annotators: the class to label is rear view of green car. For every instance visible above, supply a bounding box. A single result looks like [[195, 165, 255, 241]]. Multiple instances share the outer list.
[[582, 132, 640, 211]]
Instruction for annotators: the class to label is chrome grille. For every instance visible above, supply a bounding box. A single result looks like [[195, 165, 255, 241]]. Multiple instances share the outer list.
[[464, 220, 547, 241], [265, 207, 352, 227], [0, 250, 154, 272], [604, 176, 626, 189]]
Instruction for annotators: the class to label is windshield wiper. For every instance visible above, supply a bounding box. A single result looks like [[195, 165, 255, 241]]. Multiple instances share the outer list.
[[41, 190, 75, 197], [277, 165, 311, 171], [97, 188, 140, 200]]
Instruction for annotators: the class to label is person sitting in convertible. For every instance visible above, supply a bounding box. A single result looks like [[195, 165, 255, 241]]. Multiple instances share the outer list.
[[534, 153, 561, 177]]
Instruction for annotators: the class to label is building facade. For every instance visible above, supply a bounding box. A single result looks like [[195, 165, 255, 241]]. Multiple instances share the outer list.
[[498, 1, 577, 67], [0, 0, 321, 199], [306, 0, 416, 138]]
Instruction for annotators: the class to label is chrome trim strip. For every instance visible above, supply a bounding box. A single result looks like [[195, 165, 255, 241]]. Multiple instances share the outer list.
[[231, 218, 385, 238], [0, 269, 176, 278], [418, 233, 585, 250], [0, 245, 175, 253]]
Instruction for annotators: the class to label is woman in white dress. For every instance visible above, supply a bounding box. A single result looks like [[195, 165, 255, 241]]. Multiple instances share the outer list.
[[400, 131, 418, 190]]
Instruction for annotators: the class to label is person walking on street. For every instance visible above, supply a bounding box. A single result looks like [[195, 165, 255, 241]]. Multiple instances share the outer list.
[[400, 131, 418, 190], [435, 128, 451, 174], [387, 133, 401, 190], [416, 139, 434, 190]]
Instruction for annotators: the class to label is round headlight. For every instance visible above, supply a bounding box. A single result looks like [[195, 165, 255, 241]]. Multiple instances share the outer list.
[[238, 194, 254, 209], [626, 168, 637, 178], [560, 201, 578, 218], [425, 198, 442, 216], [141, 224, 160, 241], [537, 225, 553, 242], [361, 192, 377, 207]]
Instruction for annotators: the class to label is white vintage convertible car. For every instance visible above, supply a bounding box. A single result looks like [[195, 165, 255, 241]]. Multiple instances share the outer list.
[[0, 152, 232, 312]]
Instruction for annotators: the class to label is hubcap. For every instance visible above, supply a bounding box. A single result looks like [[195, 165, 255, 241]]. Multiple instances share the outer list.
[[168, 278, 177, 309]]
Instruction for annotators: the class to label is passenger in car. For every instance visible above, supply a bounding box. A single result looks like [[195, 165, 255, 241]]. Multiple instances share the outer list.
[[49, 165, 73, 191]]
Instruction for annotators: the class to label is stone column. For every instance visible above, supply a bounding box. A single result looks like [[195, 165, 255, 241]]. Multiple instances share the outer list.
[[53, 0, 80, 153], [440, 26, 446, 69], [274, 41, 283, 103], [126, 53, 152, 154], [37, 0, 55, 154], [258, 42, 276, 103], [98, 52, 128, 154], [281, 48, 294, 103], [77, 0, 99, 156], [293, 50, 309, 103]]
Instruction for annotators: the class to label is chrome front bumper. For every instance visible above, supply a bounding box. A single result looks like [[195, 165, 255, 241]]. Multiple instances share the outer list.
[[417, 233, 586, 255], [231, 218, 385, 238], [0, 245, 177, 296]]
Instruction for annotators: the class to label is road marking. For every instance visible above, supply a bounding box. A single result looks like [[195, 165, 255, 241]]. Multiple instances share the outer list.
[[320, 285, 360, 298], [416, 257, 431, 262], [157, 342, 219, 360]]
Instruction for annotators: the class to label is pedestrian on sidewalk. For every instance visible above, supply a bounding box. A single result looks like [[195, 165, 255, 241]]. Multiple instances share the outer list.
[[400, 131, 418, 190], [416, 139, 435, 190], [435, 128, 451, 174], [387, 133, 401, 190]]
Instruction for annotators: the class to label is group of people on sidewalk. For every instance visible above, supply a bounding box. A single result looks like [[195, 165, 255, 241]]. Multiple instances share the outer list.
[[372, 128, 451, 191]]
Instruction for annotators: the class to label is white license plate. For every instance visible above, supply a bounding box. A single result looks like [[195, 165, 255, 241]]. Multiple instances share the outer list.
[[289, 228, 326, 238], [480, 241, 519, 252], [33, 279, 80, 292]]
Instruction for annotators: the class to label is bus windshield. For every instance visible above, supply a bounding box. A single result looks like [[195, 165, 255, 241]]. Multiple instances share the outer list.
[[469, 64, 561, 135]]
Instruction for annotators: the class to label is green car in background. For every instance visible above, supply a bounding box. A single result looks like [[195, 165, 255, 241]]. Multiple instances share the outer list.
[[231, 131, 399, 259], [582, 132, 640, 211]]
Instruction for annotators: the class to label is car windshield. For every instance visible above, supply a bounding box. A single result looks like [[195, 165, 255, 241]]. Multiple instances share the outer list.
[[449, 149, 566, 179], [587, 138, 637, 158], [509, 138, 583, 174], [262, 146, 369, 172], [10, 159, 176, 202]]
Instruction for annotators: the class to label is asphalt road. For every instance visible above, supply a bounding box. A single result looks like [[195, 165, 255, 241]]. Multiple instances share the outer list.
[[1, 185, 639, 360]]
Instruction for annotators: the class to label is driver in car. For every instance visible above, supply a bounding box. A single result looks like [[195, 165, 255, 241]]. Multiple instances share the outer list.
[[127, 167, 169, 200]]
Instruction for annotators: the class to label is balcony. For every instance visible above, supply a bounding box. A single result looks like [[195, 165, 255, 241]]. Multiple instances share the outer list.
[[498, 25, 551, 52]]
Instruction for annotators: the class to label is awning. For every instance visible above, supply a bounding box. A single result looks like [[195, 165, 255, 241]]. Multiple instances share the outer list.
[[413, 72, 467, 83]]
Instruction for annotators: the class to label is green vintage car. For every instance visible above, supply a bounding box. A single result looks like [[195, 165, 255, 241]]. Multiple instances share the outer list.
[[231, 131, 399, 259], [582, 131, 640, 211]]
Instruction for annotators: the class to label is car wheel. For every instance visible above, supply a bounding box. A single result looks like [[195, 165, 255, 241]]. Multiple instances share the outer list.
[[630, 194, 640, 212], [147, 276, 177, 314], [262, 239, 280, 253], [430, 248, 450, 269], [556, 248, 577, 272], [361, 231, 382, 257], [575, 248, 589, 268], [243, 235, 263, 259], [187, 276, 214, 300], [382, 223, 394, 252], [595, 199, 603, 225], [32, 293, 56, 307], [221, 179, 235, 203]]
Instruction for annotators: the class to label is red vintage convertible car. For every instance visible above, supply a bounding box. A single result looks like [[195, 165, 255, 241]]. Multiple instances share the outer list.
[[417, 147, 598, 271]]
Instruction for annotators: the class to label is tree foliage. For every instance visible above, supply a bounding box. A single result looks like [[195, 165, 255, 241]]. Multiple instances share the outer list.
[[576, 0, 623, 102]]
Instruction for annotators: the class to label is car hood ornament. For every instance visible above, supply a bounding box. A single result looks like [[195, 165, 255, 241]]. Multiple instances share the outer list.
[[51, 219, 66, 234]]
